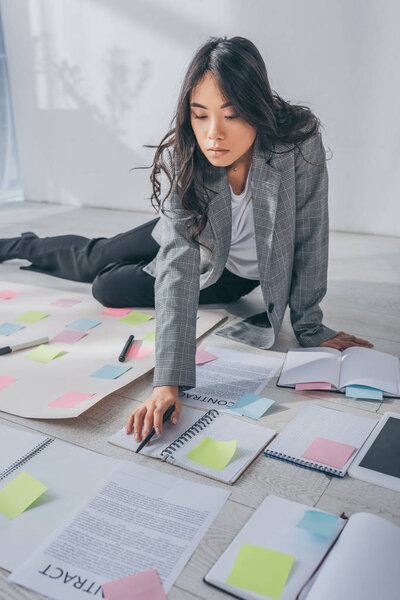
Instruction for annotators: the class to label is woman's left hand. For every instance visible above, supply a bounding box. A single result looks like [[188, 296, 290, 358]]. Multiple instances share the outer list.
[[320, 331, 373, 351]]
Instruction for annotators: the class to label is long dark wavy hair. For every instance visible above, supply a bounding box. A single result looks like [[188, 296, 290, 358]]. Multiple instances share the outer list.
[[142, 36, 322, 241]]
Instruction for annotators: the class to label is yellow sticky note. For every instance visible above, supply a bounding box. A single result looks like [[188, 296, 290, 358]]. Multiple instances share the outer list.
[[16, 311, 49, 323], [143, 329, 156, 343], [119, 312, 153, 326], [185, 437, 236, 471], [25, 344, 64, 363], [226, 543, 294, 599], [0, 472, 47, 519]]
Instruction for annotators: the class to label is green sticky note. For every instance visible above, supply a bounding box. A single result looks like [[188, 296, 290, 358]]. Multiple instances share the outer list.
[[226, 543, 294, 599], [143, 329, 156, 342], [0, 472, 47, 519], [119, 311, 153, 326], [25, 344, 64, 363], [16, 311, 49, 323], [186, 437, 236, 471]]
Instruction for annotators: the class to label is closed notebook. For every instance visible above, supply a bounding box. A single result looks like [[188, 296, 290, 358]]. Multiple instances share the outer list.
[[204, 494, 400, 600], [108, 406, 275, 484], [277, 347, 400, 396], [264, 404, 377, 477]]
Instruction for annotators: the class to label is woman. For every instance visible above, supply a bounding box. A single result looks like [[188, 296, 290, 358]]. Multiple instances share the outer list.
[[1, 36, 372, 440]]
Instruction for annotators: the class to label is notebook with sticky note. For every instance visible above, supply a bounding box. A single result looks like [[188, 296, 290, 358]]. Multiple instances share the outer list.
[[264, 404, 377, 477], [205, 494, 400, 600], [108, 406, 275, 484], [277, 347, 400, 397]]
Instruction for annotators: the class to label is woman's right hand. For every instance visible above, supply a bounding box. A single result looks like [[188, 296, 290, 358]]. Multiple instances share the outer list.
[[125, 385, 181, 443]]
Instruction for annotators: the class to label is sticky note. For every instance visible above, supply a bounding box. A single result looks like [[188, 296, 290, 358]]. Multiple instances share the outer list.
[[297, 510, 339, 538], [295, 382, 332, 391], [143, 329, 156, 342], [0, 472, 47, 519], [102, 307, 133, 317], [345, 385, 383, 401], [0, 289, 21, 300], [16, 311, 48, 323], [229, 392, 275, 419], [91, 364, 132, 379], [50, 298, 81, 307], [49, 391, 95, 408], [51, 329, 87, 344], [226, 543, 294, 598], [127, 342, 155, 360], [302, 437, 357, 469], [66, 318, 101, 332], [25, 344, 64, 363], [119, 311, 153, 326], [186, 437, 236, 471], [102, 569, 167, 600], [0, 376, 17, 390], [195, 348, 218, 365], [0, 322, 25, 336]]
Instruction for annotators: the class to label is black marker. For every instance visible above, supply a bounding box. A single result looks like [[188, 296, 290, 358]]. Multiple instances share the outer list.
[[135, 404, 176, 454], [119, 334, 134, 362]]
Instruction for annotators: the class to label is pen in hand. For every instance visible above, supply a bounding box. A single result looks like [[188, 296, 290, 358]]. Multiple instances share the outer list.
[[135, 404, 176, 454], [119, 334, 134, 362]]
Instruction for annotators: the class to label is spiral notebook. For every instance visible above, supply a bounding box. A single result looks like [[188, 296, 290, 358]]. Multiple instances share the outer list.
[[108, 406, 275, 484], [264, 404, 377, 477]]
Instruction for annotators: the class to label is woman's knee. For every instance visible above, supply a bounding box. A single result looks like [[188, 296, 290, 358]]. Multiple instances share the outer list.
[[92, 263, 155, 308]]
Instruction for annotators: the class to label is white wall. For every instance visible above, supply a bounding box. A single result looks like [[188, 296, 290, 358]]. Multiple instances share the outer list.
[[1, 0, 399, 236]]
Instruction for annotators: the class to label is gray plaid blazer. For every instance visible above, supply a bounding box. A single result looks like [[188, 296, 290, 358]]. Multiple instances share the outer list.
[[143, 131, 337, 389]]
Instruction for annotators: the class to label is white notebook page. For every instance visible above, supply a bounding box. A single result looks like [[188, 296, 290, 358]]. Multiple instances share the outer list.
[[306, 512, 400, 600], [278, 348, 341, 387], [339, 347, 400, 394]]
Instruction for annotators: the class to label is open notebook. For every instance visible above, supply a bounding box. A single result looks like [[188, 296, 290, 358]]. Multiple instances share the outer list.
[[264, 404, 377, 477], [108, 406, 275, 484], [204, 495, 400, 600], [277, 347, 400, 396]]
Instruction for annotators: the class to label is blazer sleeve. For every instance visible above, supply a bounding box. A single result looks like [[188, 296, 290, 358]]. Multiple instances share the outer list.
[[152, 163, 200, 389], [289, 132, 338, 347]]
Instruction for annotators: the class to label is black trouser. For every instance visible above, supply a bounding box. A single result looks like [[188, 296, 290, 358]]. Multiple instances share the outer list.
[[0, 218, 260, 307]]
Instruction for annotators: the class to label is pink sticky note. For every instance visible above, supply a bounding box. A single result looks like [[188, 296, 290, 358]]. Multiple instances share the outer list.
[[0, 376, 17, 390], [196, 348, 218, 365], [296, 382, 332, 391], [0, 289, 21, 300], [102, 569, 166, 600], [49, 391, 95, 408], [51, 329, 87, 344], [102, 307, 133, 317], [50, 298, 81, 307], [127, 342, 155, 360], [302, 437, 357, 469]]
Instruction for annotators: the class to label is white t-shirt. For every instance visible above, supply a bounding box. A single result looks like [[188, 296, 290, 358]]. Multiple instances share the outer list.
[[225, 168, 259, 280]]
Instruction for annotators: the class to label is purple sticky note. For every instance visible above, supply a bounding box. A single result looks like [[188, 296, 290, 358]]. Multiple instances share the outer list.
[[296, 382, 332, 391], [50, 298, 81, 307], [102, 569, 166, 600], [0, 376, 17, 391], [195, 348, 218, 365], [49, 391, 95, 408], [51, 330, 87, 344], [0, 289, 21, 300], [102, 307, 133, 317], [126, 342, 155, 360], [302, 437, 357, 469]]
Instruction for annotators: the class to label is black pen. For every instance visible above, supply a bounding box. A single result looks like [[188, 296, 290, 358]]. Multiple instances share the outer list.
[[136, 404, 176, 454], [119, 334, 134, 362]]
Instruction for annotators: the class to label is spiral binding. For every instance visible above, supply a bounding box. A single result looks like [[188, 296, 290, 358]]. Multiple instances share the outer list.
[[0, 437, 54, 481], [265, 450, 341, 476], [160, 409, 219, 460]]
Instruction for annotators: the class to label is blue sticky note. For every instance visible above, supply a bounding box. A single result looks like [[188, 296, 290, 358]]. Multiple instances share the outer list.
[[91, 364, 132, 379], [0, 322, 25, 336], [229, 392, 275, 419], [297, 510, 339, 538], [66, 318, 101, 332], [345, 385, 383, 401]]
